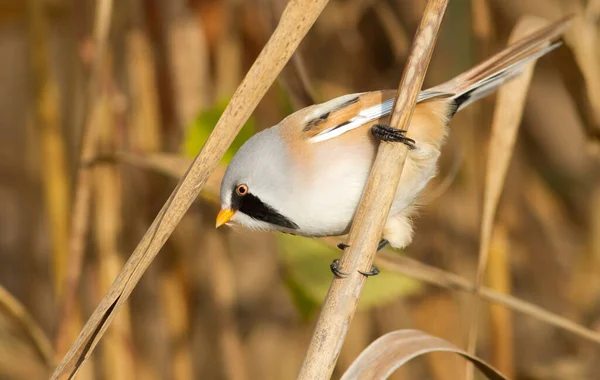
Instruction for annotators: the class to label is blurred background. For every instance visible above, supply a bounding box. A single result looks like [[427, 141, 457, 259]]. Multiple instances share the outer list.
[[1, 0, 599, 379]]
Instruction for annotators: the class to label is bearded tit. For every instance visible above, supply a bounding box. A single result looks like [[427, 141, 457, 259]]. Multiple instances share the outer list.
[[216, 17, 570, 276]]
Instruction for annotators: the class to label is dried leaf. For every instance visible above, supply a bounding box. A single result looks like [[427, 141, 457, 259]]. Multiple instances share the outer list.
[[341, 330, 508, 380]]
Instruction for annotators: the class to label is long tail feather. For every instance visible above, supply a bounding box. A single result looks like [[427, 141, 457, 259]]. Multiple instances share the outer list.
[[451, 41, 562, 111], [422, 15, 572, 111]]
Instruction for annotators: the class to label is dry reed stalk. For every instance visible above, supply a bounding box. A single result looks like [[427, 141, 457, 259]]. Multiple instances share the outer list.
[[559, 4, 600, 141], [471, 0, 495, 54], [55, 0, 115, 359], [554, 42, 600, 145], [522, 170, 574, 265], [297, 1, 448, 378], [374, 252, 600, 345], [126, 30, 162, 155], [568, 185, 600, 319], [270, 0, 317, 108], [466, 16, 556, 380], [159, 268, 194, 380], [409, 294, 466, 380], [469, 0, 495, 182], [487, 226, 514, 377], [336, 312, 373, 376], [92, 85, 136, 380], [113, 152, 226, 201], [26, 0, 71, 300], [127, 24, 195, 380], [155, 219, 194, 380], [589, 0, 600, 20], [167, 11, 211, 119], [0, 351, 49, 380], [51, 1, 332, 377], [281, 53, 317, 109], [204, 228, 249, 380], [99, 152, 600, 347], [140, 0, 180, 139], [215, 0, 242, 100], [0, 285, 54, 369], [373, 0, 410, 61], [557, 4, 600, 325]]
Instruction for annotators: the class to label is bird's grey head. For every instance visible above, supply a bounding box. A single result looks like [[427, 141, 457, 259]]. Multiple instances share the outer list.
[[217, 127, 299, 231]]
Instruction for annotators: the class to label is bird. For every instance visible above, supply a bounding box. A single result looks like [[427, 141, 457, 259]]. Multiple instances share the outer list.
[[215, 17, 570, 277]]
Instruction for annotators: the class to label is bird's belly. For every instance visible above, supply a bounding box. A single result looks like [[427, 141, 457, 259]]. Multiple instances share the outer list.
[[289, 193, 357, 237], [288, 155, 436, 239], [287, 131, 438, 239], [290, 152, 374, 237]]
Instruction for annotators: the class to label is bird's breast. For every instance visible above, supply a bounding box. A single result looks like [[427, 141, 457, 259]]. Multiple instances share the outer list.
[[284, 133, 377, 237]]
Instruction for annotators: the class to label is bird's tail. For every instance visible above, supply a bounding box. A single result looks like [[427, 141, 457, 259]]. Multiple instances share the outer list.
[[420, 16, 572, 112]]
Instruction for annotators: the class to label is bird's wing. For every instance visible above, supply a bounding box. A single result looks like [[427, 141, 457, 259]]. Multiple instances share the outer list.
[[295, 15, 570, 144], [297, 90, 394, 141], [297, 90, 451, 143]]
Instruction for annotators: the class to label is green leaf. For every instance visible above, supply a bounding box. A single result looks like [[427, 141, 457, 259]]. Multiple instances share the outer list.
[[182, 97, 256, 164], [282, 273, 320, 321], [277, 234, 422, 314]]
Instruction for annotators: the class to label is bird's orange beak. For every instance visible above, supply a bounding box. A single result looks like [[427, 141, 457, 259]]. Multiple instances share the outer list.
[[216, 208, 235, 228]]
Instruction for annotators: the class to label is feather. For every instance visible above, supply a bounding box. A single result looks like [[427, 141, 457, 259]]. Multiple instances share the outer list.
[[305, 16, 570, 143], [308, 91, 454, 143], [299, 91, 395, 139]]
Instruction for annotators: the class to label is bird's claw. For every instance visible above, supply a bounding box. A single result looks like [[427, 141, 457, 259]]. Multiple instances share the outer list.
[[330, 259, 349, 278], [377, 239, 390, 251], [371, 124, 416, 150], [334, 240, 386, 277], [358, 265, 380, 277]]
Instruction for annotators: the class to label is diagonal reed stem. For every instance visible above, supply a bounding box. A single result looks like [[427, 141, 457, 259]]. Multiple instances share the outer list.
[[297, 1, 449, 378], [55, 0, 115, 360], [51, 1, 331, 378], [374, 251, 600, 346]]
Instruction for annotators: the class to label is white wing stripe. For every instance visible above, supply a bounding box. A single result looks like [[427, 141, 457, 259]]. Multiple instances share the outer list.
[[309, 99, 394, 142], [309, 90, 449, 143]]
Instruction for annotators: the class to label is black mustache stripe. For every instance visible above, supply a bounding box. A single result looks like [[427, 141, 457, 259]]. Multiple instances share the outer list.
[[232, 191, 299, 230]]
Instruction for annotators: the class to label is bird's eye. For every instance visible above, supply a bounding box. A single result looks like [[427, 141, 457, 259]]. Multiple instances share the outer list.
[[236, 184, 248, 196]]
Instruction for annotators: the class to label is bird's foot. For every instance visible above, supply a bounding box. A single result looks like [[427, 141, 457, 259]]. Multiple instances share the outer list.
[[377, 239, 390, 251], [333, 240, 387, 277], [339, 240, 388, 251], [337, 242, 350, 250], [358, 265, 380, 277], [371, 124, 416, 150], [330, 259, 349, 278]]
